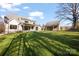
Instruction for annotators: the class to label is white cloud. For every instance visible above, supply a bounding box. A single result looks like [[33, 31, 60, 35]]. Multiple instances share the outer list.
[[29, 11, 44, 19], [12, 8, 20, 11], [30, 11, 43, 16], [40, 16, 44, 19], [0, 3, 12, 9], [0, 3, 21, 10], [0, 8, 20, 12], [23, 6, 29, 9], [1, 15, 5, 18]]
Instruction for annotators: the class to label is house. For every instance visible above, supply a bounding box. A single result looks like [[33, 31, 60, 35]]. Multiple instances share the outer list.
[[60, 26, 72, 31], [44, 20, 60, 31], [0, 15, 41, 34]]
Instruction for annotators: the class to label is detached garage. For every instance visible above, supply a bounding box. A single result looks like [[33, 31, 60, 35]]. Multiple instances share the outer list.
[[45, 20, 60, 31]]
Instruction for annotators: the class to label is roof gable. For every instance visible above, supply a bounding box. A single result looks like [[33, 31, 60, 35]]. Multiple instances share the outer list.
[[45, 20, 60, 26], [4, 15, 35, 24]]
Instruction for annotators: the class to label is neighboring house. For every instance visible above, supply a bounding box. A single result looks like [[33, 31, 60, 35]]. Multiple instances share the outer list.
[[44, 20, 60, 31], [60, 26, 72, 31], [0, 15, 41, 34]]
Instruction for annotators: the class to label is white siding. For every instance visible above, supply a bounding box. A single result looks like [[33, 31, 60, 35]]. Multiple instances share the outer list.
[[9, 19, 19, 25], [33, 26, 41, 31], [18, 24, 22, 31], [5, 19, 22, 33], [5, 24, 9, 34], [4, 15, 41, 33]]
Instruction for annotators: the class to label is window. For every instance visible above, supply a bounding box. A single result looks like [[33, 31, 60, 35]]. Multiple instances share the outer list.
[[25, 21, 28, 23], [10, 25, 17, 29], [32, 26, 34, 29], [36, 27, 38, 30]]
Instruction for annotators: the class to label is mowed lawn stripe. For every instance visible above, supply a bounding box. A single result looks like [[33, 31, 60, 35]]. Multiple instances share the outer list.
[[34, 32, 79, 55], [0, 31, 79, 56]]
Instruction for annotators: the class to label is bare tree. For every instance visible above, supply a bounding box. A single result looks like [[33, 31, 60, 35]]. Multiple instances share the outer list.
[[56, 3, 79, 30], [0, 17, 5, 33]]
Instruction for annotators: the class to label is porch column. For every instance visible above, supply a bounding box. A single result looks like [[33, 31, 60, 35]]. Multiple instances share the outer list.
[[29, 26, 33, 30], [22, 25, 24, 30]]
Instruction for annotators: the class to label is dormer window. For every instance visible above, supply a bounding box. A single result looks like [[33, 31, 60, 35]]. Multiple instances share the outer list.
[[33, 22, 35, 24], [25, 21, 28, 23]]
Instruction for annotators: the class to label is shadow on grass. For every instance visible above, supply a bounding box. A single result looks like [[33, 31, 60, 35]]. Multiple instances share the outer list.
[[23, 32, 71, 56], [1, 33, 40, 56], [35, 32, 79, 50], [32, 32, 79, 56], [1, 33, 26, 56], [1, 32, 79, 56]]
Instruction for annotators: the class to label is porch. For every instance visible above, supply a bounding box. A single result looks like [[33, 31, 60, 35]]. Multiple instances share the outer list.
[[22, 23, 35, 31]]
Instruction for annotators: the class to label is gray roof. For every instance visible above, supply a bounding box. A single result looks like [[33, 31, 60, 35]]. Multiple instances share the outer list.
[[4, 15, 35, 22], [45, 20, 60, 26]]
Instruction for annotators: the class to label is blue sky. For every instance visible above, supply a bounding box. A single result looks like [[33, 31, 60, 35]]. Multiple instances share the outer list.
[[0, 3, 71, 26]]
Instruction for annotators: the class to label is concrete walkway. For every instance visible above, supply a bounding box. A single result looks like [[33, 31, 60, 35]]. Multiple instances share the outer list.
[[0, 34, 4, 36]]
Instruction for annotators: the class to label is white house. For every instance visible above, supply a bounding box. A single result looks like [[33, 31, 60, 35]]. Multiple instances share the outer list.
[[0, 15, 41, 34]]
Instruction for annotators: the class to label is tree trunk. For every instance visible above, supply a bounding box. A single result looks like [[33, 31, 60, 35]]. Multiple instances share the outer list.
[[72, 20, 77, 30], [72, 3, 78, 30]]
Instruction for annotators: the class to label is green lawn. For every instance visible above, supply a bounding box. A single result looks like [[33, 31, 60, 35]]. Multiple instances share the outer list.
[[0, 31, 79, 56]]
